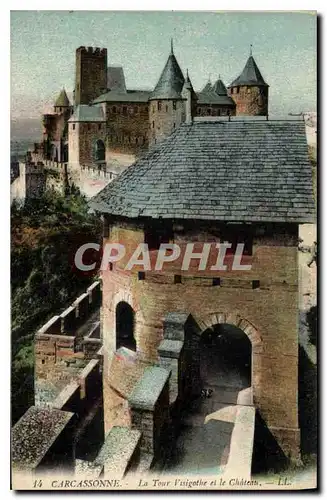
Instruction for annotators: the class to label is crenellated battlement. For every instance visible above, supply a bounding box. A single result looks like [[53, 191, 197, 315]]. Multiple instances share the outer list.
[[76, 46, 107, 56]]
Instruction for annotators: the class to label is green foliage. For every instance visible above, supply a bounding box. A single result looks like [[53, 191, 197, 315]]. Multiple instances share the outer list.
[[11, 188, 101, 422]]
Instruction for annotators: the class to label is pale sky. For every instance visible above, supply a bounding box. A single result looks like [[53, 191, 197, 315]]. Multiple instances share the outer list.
[[11, 10, 316, 119]]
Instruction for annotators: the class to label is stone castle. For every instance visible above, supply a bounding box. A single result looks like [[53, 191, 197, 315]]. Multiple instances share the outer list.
[[13, 43, 269, 200], [12, 42, 316, 483]]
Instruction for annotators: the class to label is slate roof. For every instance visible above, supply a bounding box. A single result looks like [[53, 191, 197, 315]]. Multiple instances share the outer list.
[[182, 71, 197, 101], [92, 89, 151, 104], [201, 81, 213, 92], [55, 88, 70, 107], [89, 118, 315, 224], [212, 78, 228, 96], [149, 50, 185, 100], [196, 91, 235, 106], [68, 104, 105, 122], [229, 55, 268, 87], [107, 66, 126, 92]]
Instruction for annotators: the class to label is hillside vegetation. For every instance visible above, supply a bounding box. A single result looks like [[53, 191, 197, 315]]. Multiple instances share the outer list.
[[11, 189, 101, 422]]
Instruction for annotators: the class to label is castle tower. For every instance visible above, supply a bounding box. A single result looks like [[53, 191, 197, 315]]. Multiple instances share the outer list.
[[75, 46, 108, 106], [54, 88, 71, 114], [181, 70, 198, 124], [228, 50, 269, 116], [149, 40, 185, 145]]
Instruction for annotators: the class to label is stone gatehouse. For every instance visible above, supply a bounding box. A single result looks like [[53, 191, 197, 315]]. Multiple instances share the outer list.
[[90, 116, 315, 463]]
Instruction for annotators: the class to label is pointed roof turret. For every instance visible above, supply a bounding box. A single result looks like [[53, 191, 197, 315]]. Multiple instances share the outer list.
[[212, 76, 228, 96], [55, 88, 70, 107], [181, 70, 197, 100], [229, 54, 268, 88], [150, 43, 185, 100]]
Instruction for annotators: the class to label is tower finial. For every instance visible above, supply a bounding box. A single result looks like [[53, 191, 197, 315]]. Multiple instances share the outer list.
[[186, 68, 189, 79], [250, 44, 253, 56], [170, 38, 174, 54]]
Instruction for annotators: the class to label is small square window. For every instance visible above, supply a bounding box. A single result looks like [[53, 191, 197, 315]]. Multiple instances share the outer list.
[[252, 280, 260, 290], [174, 275, 182, 284], [212, 278, 220, 287], [138, 271, 145, 281]]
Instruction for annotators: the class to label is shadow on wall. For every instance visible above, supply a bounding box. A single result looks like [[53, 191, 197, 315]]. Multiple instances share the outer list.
[[306, 306, 317, 347], [251, 412, 289, 474], [298, 345, 317, 462]]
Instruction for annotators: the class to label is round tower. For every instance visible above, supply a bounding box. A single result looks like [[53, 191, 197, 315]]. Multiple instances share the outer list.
[[149, 40, 185, 145], [228, 49, 269, 116]]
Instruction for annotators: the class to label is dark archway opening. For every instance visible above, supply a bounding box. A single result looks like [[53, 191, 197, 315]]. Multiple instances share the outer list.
[[94, 139, 105, 162], [164, 323, 252, 474], [200, 323, 252, 396], [116, 301, 136, 351]]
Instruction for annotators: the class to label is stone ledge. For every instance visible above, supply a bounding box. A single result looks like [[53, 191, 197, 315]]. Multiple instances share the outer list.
[[12, 406, 75, 471], [128, 366, 170, 410], [158, 339, 183, 359], [94, 426, 141, 479]]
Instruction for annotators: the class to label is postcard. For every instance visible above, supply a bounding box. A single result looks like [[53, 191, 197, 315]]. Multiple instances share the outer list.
[[11, 10, 317, 490]]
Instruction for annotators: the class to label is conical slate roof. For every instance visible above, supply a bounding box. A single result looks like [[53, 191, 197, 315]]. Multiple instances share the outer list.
[[150, 46, 185, 100], [212, 78, 227, 96], [181, 71, 197, 100], [54, 88, 70, 107], [229, 55, 268, 87], [201, 81, 212, 92]]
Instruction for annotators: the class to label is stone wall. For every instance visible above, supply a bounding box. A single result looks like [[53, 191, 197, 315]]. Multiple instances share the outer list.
[[10, 162, 46, 204], [35, 281, 102, 386], [196, 103, 236, 117], [106, 101, 149, 154], [101, 218, 300, 461], [229, 85, 269, 116], [149, 99, 185, 145]]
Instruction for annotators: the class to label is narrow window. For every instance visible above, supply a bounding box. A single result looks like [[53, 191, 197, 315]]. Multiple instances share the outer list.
[[173, 101, 177, 110], [173, 123, 176, 128], [252, 280, 260, 290], [158, 101, 162, 111], [138, 271, 145, 281], [123, 106, 127, 116], [88, 123, 91, 130], [152, 121, 155, 129], [72, 124, 75, 130], [207, 108, 212, 116], [165, 105, 168, 112], [237, 87, 240, 94], [112, 106, 116, 114], [98, 123, 101, 130]]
